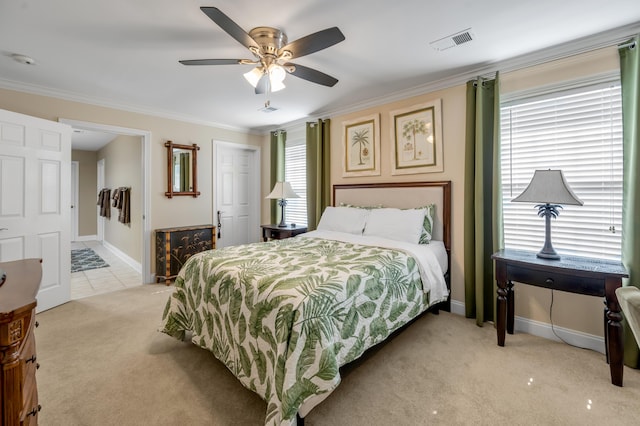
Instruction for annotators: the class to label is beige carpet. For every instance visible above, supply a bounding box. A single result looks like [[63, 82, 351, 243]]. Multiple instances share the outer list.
[[36, 285, 640, 425]]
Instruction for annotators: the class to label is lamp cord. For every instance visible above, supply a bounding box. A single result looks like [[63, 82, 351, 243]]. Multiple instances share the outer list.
[[549, 289, 588, 351]]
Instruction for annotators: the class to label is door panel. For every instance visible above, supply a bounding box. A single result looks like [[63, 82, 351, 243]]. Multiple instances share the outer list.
[[215, 143, 258, 248], [0, 108, 71, 312]]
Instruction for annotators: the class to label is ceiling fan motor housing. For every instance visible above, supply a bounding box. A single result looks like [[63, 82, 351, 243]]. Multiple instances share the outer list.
[[249, 27, 287, 56]]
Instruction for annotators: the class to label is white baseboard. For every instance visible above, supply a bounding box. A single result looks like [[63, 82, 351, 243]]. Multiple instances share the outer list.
[[74, 234, 97, 242], [448, 300, 605, 354], [102, 240, 142, 274]]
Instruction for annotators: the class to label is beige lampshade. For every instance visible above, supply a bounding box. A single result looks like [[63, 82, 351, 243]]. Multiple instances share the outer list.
[[266, 181, 299, 199], [512, 169, 583, 205]]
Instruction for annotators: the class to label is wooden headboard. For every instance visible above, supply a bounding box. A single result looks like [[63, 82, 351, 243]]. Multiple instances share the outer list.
[[332, 181, 451, 254]]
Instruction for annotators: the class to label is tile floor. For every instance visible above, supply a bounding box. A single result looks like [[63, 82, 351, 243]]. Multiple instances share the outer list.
[[71, 240, 143, 300]]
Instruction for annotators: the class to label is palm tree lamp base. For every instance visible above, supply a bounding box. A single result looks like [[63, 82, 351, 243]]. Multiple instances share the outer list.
[[277, 199, 287, 227]]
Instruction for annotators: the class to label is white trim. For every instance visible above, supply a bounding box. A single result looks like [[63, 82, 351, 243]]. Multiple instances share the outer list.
[[97, 158, 105, 243], [102, 240, 142, 274], [449, 300, 605, 354], [75, 234, 98, 242], [513, 315, 605, 354], [271, 23, 640, 133], [59, 118, 152, 284], [213, 140, 262, 244], [501, 70, 620, 104], [2, 24, 637, 135], [0, 77, 257, 135], [71, 161, 79, 241]]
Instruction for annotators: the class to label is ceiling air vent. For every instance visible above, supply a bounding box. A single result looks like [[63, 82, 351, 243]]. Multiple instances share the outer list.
[[430, 28, 475, 51], [259, 101, 278, 113]]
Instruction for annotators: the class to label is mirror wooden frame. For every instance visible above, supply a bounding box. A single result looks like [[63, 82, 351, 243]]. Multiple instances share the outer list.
[[165, 141, 201, 198]]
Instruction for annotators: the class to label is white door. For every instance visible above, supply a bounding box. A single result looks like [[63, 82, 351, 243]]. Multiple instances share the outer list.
[[71, 161, 79, 241], [215, 142, 260, 248], [0, 109, 71, 312]]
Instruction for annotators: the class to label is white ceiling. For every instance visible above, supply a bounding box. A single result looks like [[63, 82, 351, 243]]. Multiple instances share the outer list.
[[1, 0, 639, 137]]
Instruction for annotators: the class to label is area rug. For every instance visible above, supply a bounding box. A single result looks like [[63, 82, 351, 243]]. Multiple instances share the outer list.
[[71, 248, 109, 273]]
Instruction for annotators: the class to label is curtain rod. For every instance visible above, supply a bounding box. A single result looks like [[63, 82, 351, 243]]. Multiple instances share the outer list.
[[618, 40, 636, 49]]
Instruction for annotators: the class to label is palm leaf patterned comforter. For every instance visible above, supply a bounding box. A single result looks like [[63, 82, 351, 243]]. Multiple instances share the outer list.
[[160, 230, 448, 425]]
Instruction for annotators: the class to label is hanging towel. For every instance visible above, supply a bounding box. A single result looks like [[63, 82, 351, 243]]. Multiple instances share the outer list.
[[112, 187, 131, 225], [97, 188, 111, 218]]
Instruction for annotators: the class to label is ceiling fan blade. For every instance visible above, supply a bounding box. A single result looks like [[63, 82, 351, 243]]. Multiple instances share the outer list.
[[284, 63, 339, 87], [281, 27, 345, 59], [179, 59, 243, 66], [200, 7, 260, 51], [255, 74, 269, 94]]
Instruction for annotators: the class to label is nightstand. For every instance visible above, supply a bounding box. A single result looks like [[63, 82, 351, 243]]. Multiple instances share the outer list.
[[261, 224, 308, 241], [492, 248, 628, 386]]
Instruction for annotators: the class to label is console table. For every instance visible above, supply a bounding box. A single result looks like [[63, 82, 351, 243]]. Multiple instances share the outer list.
[[261, 224, 308, 241], [492, 249, 628, 386]]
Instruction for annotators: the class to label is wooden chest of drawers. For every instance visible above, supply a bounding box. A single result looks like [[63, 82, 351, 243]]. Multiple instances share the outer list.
[[155, 225, 216, 284], [0, 258, 42, 426]]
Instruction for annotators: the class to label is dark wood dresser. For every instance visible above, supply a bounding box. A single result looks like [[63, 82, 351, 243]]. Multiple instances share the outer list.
[[155, 224, 216, 284], [0, 258, 42, 425]]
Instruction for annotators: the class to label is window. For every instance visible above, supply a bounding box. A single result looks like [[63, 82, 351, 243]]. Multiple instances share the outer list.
[[285, 132, 307, 227], [500, 81, 622, 260]]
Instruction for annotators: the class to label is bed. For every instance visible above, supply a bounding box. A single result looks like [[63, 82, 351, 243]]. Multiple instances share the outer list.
[[160, 181, 451, 425]]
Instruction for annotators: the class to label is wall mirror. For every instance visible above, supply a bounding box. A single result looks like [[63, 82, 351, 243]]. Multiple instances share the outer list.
[[165, 141, 200, 198]]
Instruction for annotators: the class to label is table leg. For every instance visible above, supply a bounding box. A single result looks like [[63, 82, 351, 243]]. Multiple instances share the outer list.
[[604, 277, 624, 386], [495, 262, 507, 347], [507, 281, 514, 335], [603, 304, 609, 364]]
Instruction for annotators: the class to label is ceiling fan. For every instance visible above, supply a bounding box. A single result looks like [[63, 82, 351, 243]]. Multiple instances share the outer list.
[[180, 7, 345, 94]]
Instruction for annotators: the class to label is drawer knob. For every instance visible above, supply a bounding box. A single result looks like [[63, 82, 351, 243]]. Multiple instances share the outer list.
[[36, 362, 40, 370], [35, 321, 39, 328], [26, 355, 37, 364], [545, 278, 554, 286]]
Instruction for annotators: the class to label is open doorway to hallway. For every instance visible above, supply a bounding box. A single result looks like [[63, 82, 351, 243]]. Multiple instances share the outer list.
[[64, 118, 152, 298], [70, 240, 142, 299]]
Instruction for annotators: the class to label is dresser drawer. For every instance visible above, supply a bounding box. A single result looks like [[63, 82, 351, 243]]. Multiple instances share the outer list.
[[506, 264, 605, 297]]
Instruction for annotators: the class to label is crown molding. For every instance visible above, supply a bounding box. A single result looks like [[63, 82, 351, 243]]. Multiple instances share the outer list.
[[274, 21, 640, 132], [2, 22, 638, 137], [0, 77, 262, 135]]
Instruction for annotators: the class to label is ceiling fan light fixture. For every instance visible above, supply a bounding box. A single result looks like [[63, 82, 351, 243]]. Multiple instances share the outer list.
[[270, 78, 286, 92], [243, 67, 264, 87], [269, 64, 286, 83]]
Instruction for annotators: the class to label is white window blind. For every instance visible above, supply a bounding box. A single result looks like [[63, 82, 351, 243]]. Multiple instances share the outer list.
[[285, 137, 308, 227], [500, 82, 622, 260]]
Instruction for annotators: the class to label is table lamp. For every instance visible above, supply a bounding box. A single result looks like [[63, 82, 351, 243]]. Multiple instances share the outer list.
[[266, 181, 299, 227], [512, 169, 583, 260]]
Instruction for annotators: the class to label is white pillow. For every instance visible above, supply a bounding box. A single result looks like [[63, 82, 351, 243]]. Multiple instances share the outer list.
[[317, 206, 369, 235], [363, 207, 426, 244]]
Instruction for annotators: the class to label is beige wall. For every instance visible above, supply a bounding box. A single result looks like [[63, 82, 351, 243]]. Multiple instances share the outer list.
[[97, 135, 142, 262], [0, 88, 266, 274], [331, 84, 467, 315], [330, 85, 467, 322], [0, 44, 621, 338], [72, 149, 98, 236], [329, 46, 620, 338], [499, 46, 620, 336]]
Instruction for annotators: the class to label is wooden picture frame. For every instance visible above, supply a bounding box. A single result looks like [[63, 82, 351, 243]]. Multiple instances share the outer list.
[[342, 114, 380, 177], [390, 99, 443, 175]]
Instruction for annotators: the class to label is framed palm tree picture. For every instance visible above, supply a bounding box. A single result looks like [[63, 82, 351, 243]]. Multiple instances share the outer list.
[[390, 99, 443, 175], [342, 114, 380, 177]]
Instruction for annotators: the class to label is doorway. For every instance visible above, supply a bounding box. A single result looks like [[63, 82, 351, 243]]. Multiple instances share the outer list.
[[61, 118, 152, 288]]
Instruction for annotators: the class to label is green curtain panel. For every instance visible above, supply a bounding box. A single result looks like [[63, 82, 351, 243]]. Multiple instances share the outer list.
[[619, 36, 640, 368], [179, 153, 190, 192], [270, 130, 286, 224], [306, 119, 331, 230], [463, 75, 504, 327]]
